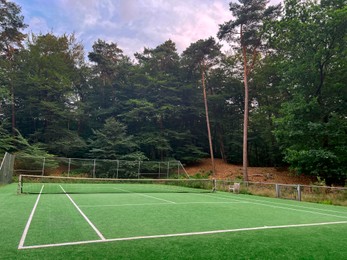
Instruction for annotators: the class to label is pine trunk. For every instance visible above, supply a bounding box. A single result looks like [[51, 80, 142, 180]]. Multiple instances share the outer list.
[[241, 28, 249, 182], [201, 61, 215, 176]]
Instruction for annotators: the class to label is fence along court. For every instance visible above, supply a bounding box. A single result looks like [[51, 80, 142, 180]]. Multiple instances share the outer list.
[[14, 155, 189, 179], [8, 154, 347, 205], [0, 152, 15, 184], [215, 180, 347, 205]]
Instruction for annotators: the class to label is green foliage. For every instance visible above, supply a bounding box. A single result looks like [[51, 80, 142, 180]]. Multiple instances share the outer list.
[[191, 170, 213, 179], [0, 124, 14, 154], [271, 1, 347, 185], [89, 118, 141, 160], [0, 0, 27, 57], [274, 96, 347, 185]]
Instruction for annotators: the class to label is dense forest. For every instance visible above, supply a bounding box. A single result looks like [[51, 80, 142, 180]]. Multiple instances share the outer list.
[[0, 0, 346, 185]]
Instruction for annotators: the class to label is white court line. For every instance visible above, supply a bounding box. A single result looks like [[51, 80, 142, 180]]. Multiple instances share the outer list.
[[113, 187, 177, 204], [211, 192, 347, 215], [211, 193, 347, 219], [79, 201, 249, 208], [18, 185, 44, 249], [59, 185, 106, 241], [233, 196, 347, 215], [19, 220, 347, 250]]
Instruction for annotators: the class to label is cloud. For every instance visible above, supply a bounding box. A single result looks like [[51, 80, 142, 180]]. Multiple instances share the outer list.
[[13, 0, 282, 58]]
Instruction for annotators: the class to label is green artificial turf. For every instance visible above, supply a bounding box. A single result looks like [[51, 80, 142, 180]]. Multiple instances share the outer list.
[[1, 183, 347, 259]]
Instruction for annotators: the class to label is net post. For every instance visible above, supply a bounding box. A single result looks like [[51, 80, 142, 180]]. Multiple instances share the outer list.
[[177, 162, 179, 179], [41, 157, 46, 176]]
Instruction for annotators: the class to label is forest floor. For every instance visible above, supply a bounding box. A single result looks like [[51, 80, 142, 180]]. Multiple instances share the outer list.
[[185, 158, 316, 185]]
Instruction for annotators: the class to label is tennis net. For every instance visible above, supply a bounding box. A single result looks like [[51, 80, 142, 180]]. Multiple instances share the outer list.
[[18, 175, 216, 194]]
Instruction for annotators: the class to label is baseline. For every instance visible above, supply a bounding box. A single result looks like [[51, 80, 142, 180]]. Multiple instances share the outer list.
[[19, 220, 347, 250]]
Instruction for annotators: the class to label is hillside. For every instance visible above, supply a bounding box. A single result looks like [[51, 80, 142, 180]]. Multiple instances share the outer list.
[[185, 159, 316, 185]]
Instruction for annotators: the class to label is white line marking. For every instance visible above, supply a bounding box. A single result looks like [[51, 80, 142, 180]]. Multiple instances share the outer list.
[[18, 185, 44, 249], [235, 196, 347, 215], [196, 192, 244, 203], [213, 192, 347, 215], [79, 201, 248, 208], [212, 194, 347, 219], [113, 187, 177, 204], [59, 185, 106, 240], [19, 220, 347, 250], [134, 193, 177, 204]]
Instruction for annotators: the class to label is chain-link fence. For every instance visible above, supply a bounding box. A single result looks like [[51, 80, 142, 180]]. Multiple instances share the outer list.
[[0, 152, 15, 184], [216, 180, 347, 206], [14, 155, 189, 179]]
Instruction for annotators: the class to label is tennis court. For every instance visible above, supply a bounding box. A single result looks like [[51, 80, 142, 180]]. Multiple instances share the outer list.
[[16, 177, 347, 254], [1, 180, 347, 259]]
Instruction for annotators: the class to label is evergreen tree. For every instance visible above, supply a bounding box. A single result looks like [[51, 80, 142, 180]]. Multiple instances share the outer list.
[[218, 0, 281, 181], [182, 37, 222, 174], [0, 0, 27, 134]]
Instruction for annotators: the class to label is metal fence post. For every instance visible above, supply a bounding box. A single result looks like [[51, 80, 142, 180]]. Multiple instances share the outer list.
[[68, 158, 71, 177], [42, 157, 46, 176], [93, 159, 96, 178], [167, 162, 170, 178], [138, 161, 141, 179], [116, 160, 119, 178], [275, 184, 280, 198]]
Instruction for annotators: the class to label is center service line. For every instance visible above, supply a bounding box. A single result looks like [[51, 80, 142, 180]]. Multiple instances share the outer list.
[[59, 185, 106, 241]]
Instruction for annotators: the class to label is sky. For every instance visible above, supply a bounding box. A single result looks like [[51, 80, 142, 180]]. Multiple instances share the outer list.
[[13, 0, 282, 59]]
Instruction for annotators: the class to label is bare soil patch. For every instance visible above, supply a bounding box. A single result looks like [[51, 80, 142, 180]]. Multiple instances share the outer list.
[[185, 158, 316, 185]]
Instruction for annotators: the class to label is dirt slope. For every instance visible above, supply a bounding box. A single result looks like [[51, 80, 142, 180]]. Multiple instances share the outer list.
[[185, 158, 316, 185]]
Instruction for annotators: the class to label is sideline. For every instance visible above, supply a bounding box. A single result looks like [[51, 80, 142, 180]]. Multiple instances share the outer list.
[[18, 185, 44, 249]]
